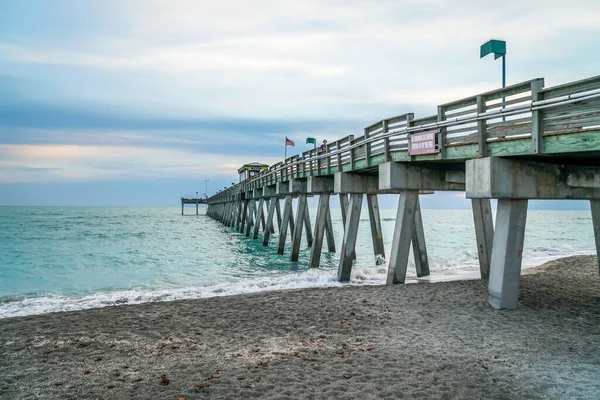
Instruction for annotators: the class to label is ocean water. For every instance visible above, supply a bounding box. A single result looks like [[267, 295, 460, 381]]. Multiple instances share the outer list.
[[0, 206, 595, 318]]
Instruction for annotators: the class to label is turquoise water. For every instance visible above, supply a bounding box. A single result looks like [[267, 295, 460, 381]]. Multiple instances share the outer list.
[[0, 206, 595, 318]]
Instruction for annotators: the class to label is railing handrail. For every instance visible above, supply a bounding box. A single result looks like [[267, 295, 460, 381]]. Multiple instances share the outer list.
[[439, 78, 543, 110]]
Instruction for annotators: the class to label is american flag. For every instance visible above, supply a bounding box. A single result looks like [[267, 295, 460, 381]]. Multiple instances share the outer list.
[[285, 137, 295, 147]]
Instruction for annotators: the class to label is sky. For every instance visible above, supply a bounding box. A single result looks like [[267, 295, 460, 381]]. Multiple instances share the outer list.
[[0, 0, 599, 208]]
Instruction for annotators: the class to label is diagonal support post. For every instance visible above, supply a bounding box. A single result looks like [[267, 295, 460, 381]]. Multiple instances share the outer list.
[[367, 194, 385, 265], [309, 193, 331, 268], [387, 190, 418, 284], [471, 198, 494, 279], [338, 194, 363, 282], [412, 196, 430, 277], [277, 195, 293, 255], [290, 195, 308, 261]]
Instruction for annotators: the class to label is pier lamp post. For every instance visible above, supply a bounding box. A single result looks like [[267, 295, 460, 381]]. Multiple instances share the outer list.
[[204, 179, 209, 199], [481, 39, 507, 120], [480, 39, 506, 89]]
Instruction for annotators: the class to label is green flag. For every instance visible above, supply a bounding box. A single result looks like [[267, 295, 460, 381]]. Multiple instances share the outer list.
[[306, 137, 316, 144]]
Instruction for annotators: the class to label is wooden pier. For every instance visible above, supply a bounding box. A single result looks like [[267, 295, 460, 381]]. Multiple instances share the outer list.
[[203, 74, 600, 309], [181, 197, 206, 215]]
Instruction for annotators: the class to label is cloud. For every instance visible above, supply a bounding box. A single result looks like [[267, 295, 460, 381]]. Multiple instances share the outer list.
[[0, 42, 351, 78], [2, 0, 599, 121], [0, 143, 282, 183]]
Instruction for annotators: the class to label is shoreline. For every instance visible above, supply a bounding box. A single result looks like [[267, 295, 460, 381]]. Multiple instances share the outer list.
[[1, 254, 599, 399], [1, 250, 596, 320]]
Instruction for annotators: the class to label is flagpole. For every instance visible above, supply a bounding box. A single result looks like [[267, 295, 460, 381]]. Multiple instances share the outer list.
[[284, 138, 287, 160]]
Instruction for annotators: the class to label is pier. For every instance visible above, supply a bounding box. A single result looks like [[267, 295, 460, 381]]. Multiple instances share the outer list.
[[203, 74, 600, 309], [181, 197, 206, 215]]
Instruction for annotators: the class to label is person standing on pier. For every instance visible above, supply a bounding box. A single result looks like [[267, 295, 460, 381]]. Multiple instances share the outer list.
[[319, 139, 327, 152]]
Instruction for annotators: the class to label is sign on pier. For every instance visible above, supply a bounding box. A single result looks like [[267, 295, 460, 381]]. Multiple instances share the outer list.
[[409, 130, 438, 155]]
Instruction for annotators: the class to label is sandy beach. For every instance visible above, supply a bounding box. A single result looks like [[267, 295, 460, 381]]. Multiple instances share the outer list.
[[1, 255, 599, 400]]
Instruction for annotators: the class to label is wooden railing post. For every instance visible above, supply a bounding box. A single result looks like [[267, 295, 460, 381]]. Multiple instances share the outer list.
[[476, 94, 488, 158], [383, 119, 390, 162], [406, 113, 414, 160], [336, 142, 342, 173], [350, 138, 356, 171], [437, 105, 446, 159], [286, 159, 290, 180], [364, 127, 371, 167], [293, 157, 298, 178], [531, 78, 545, 154]]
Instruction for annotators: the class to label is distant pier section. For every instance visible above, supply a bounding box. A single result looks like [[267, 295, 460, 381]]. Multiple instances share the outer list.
[[181, 197, 206, 215]]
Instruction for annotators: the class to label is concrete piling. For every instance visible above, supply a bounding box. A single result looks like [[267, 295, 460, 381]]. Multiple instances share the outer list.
[[487, 199, 528, 309]]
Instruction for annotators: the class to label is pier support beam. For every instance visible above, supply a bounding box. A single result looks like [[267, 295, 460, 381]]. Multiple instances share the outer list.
[[367, 194, 385, 265], [325, 207, 336, 253], [471, 199, 494, 279], [235, 201, 243, 231], [223, 202, 229, 225], [339, 194, 349, 224], [233, 200, 240, 227], [276, 179, 309, 259], [260, 203, 267, 232], [339, 194, 354, 259], [239, 200, 248, 233], [467, 157, 600, 309], [263, 191, 276, 234], [466, 157, 600, 200], [309, 193, 330, 268], [412, 197, 430, 277], [277, 195, 293, 255], [245, 199, 255, 237], [339, 194, 363, 282], [224, 202, 231, 225], [290, 195, 308, 261], [381, 161, 463, 280], [304, 204, 313, 247], [228, 201, 236, 227], [263, 197, 277, 246], [387, 190, 419, 284], [334, 172, 379, 282], [253, 197, 265, 240], [379, 161, 465, 192], [308, 176, 335, 268], [276, 180, 304, 255], [488, 199, 528, 310], [275, 198, 282, 232]]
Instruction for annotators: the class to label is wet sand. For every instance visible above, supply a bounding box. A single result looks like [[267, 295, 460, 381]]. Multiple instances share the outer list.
[[1, 255, 599, 399]]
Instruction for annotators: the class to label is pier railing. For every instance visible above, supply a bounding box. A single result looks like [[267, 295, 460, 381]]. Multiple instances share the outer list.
[[210, 74, 600, 202]]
